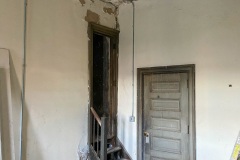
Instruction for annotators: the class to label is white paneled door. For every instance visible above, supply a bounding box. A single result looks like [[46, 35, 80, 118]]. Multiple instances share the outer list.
[[143, 73, 190, 160]]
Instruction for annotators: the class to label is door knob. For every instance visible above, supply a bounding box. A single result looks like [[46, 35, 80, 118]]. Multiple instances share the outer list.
[[144, 132, 149, 137], [144, 132, 149, 143]]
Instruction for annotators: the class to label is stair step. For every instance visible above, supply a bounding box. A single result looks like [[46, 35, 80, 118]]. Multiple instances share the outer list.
[[119, 159, 130, 160], [107, 146, 122, 154]]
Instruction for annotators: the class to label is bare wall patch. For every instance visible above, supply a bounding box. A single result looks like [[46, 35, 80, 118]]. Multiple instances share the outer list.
[[79, 0, 86, 6], [103, 7, 117, 15], [85, 10, 100, 24]]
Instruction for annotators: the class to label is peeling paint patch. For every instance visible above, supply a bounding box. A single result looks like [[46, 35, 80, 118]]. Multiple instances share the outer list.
[[85, 10, 100, 24], [90, 0, 94, 3], [115, 17, 120, 30], [103, 7, 117, 15], [79, 0, 86, 6]]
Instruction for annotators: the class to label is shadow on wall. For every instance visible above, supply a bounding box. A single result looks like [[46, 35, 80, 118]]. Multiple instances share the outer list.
[[9, 55, 43, 160], [0, 68, 12, 160], [9, 55, 23, 160], [0, 49, 46, 160]]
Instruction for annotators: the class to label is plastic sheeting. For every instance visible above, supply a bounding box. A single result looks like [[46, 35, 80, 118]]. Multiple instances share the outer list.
[[78, 139, 89, 160]]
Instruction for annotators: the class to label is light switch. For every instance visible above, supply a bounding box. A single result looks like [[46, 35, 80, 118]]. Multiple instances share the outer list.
[[129, 116, 135, 122]]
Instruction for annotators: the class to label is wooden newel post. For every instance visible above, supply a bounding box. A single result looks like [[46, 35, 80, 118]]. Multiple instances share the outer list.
[[100, 117, 108, 160]]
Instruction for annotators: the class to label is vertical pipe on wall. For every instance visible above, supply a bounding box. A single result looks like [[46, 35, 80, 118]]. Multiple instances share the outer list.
[[131, 1, 135, 117], [19, 0, 27, 159]]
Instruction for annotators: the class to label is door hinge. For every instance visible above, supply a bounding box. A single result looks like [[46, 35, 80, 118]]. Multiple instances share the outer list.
[[188, 125, 190, 134], [187, 79, 189, 88]]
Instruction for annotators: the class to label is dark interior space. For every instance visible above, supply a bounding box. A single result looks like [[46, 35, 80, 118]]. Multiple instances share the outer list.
[[93, 33, 110, 117], [92, 33, 112, 159], [91, 28, 128, 160]]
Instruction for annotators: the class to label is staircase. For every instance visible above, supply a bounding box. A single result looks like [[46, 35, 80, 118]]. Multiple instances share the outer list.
[[89, 107, 131, 160]]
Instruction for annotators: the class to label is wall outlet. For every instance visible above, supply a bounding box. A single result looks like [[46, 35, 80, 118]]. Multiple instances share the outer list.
[[129, 116, 135, 122]]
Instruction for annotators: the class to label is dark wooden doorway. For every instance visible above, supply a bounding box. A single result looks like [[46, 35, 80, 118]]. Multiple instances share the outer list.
[[88, 23, 119, 145]]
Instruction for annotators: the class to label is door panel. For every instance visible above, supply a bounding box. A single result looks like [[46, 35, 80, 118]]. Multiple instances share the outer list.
[[151, 99, 180, 111], [143, 73, 189, 160]]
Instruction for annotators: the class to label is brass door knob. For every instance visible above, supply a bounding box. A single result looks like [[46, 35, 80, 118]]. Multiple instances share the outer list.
[[144, 132, 149, 137]]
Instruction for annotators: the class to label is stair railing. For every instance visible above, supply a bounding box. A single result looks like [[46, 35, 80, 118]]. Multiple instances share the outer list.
[[90, 107, 107, 160]]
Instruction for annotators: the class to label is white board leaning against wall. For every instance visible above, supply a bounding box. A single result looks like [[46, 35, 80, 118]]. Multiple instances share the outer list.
[[0, 48, 15, 160]]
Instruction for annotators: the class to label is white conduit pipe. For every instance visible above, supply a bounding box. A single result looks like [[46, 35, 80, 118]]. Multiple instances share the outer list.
[[131, 1, 135, 118], [19, 0, 27, 159]]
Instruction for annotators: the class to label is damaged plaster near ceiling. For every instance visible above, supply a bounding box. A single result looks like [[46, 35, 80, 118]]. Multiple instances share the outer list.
[[99, 0, 133, 6], [82, 0, 135, 7]]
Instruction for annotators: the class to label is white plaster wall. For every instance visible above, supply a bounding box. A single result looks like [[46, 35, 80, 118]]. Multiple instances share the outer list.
[[118, 0, 240, 160], [0, 0, 116, 159]]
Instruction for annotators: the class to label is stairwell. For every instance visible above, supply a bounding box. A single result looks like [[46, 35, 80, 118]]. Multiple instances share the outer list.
[[89, 107, 131, 160]]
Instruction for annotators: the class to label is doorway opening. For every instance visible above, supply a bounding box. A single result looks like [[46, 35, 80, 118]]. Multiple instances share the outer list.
[[137, 65, 196, 160], [88, 23, 119, 145], [93, 33, 110, 117]]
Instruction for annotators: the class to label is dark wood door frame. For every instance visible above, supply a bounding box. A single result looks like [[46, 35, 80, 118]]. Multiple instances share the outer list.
[[88, 23, 120, 145], [137, 64, 196, 160]]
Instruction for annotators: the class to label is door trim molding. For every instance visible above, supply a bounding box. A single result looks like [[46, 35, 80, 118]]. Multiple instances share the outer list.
[[137, 64, 196, 160]]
